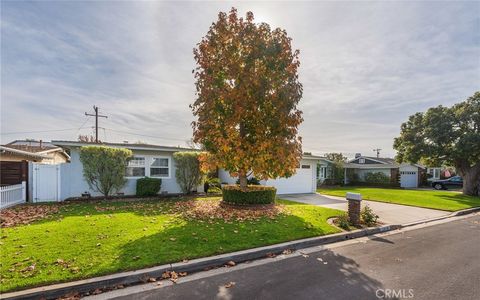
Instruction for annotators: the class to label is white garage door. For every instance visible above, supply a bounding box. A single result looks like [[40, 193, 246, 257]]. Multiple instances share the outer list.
[[400, 171, 418, 188], [265, 163, 314, 194]]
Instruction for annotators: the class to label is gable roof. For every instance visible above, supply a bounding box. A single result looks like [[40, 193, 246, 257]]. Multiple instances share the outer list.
[[0, 145, 50, 160], [348, 156, 396, 164]]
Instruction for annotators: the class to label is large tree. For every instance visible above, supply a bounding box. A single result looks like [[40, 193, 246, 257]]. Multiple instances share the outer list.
[[191, 8, 303, 190], [394, 92, 480, 196]]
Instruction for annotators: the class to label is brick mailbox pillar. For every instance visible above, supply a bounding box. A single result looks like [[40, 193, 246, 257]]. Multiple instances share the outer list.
[[346, 192, 362, 226]]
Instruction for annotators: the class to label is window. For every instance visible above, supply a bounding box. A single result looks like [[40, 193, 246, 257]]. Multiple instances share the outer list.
[[359, 158, 365, 164], [150, 157, 169, 178], [301, 165, 311, 169], [126, 157, 145, 177]]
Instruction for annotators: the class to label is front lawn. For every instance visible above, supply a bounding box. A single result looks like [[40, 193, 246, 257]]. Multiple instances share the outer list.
[[317, 187, 480, 211], [0, 197, 342, 293]]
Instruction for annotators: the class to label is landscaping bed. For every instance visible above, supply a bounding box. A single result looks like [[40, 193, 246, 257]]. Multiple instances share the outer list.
[[0, 196, 342, 292], [318, 187, 480, 211]]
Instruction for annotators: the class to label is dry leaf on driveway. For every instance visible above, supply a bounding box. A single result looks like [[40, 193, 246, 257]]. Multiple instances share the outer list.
[[224, 281, 236, 288]]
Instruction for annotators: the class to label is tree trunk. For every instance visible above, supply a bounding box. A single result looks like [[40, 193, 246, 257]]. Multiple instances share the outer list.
[[458, 163, 480, 196], [238, 171, 248, 191]]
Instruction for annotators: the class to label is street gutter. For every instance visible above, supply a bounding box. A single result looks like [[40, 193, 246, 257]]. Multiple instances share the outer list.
[[2, 207, 479, 300]]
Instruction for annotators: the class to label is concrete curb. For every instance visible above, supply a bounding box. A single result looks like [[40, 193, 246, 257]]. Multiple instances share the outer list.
[[3, 206, 479, 300], [399, 206, 480, 228], [1, 225, 400, 300]]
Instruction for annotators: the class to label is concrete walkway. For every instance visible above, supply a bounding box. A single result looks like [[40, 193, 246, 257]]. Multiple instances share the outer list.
[[281, 193, 449, 225]]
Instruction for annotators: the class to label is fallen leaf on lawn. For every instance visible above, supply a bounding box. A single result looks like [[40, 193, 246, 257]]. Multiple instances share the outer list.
[[132, 256, 141, 260], [169, 238, 176, 241], [96, 243, 101, 247], [226, 261, 236, 267], [224, 282, 236, 288], [182, 259, 189, 263]]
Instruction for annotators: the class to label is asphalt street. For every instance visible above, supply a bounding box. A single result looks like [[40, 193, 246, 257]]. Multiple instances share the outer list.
[[94, 214, 480, 300]]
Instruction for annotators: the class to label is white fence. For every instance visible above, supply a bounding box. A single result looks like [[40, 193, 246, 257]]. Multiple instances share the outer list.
[[0, 182, 26, 209]]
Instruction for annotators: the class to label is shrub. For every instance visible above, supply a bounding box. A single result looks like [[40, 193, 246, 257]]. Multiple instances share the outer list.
[[204, 177, 221, 194], [136, 177, 162, 196], [361, 205, 379, 226], [235, 177, 260, 185], [364, 172, 390, 184], [80, 146, 132, 197], [337, 213, 350, 230], [173, 152, 205, 194], [222, 185, 276, 205]]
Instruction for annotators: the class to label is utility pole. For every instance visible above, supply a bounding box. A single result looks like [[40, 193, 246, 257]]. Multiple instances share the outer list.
[[85, 106, 107, 143], [373, 148, 382, 158]]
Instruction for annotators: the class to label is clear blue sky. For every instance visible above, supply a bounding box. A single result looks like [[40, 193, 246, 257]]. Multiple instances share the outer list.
[[1, 1, 479, 158]]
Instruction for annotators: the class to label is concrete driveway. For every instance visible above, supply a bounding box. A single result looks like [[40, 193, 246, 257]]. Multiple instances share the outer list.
[[280, 193, 450, 225]]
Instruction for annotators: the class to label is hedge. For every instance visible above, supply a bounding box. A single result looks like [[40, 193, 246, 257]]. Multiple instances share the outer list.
[[222, 185, 276, 205], [136, 177, 162, 196]]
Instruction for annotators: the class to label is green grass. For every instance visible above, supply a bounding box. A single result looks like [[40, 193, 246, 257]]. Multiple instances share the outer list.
[[317, 187, 480, 211], [0, 197, 342, 293]]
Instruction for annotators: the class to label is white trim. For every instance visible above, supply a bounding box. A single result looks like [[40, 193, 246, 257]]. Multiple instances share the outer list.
[[348, 156, 389, 165], [125, 156, 147, 179], [149, 156, 171, 179]]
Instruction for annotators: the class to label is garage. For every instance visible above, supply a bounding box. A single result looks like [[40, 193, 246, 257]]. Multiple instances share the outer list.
[[265, 161, 315, 194], [218, 157, 321, 195], [400, 165, 419, 188]]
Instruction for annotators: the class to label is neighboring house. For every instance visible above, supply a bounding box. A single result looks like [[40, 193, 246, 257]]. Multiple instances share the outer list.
[[219, 154, 332, 194], [343, 154, 426, 188], [0, 140, 69, 187], [2, 140, 70, 164]]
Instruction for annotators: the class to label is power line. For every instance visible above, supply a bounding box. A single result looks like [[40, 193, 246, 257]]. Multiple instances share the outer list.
[[104, 128, 189, 142], [1, 128, 79, 135]]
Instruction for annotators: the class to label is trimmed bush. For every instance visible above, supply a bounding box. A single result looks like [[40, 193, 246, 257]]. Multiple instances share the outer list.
[[80, 146, 132, 197], [136, 177, 162, 196], [364, 172, 390, 184], [222, 185, 276, 205]]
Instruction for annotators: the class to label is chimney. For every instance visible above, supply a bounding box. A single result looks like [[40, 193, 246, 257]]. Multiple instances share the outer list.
[[355, 153, 361, 159], [39, 140, 43, 149]]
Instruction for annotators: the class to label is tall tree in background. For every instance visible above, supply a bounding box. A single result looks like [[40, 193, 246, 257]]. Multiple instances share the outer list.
[[394, 92, 480, 196], [191, 8, 303, 190]]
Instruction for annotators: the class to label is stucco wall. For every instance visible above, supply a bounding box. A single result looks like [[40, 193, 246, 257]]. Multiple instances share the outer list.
[[59, 148, 183, 200]]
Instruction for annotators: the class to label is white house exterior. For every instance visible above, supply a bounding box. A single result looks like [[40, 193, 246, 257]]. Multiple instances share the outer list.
[[52, 141, 196, 200], [219, 154, 331, 194]]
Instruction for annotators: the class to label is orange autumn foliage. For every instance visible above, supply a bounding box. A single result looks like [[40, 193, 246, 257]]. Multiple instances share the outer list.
[[191, 8, 303, 188]]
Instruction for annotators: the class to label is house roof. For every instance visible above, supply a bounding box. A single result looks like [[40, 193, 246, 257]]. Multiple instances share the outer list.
[[0, 145, 50, 159], [302, 154, 333, 163], [5, 140, 70, 160], [349, 156, 396, 164], [52, 140, 196, 152]]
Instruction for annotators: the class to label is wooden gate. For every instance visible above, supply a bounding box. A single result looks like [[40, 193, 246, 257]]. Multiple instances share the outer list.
[[0, 161, 28, 186]]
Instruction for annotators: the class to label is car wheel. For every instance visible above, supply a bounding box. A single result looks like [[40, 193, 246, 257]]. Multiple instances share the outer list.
[[434, 183, 443, 190]]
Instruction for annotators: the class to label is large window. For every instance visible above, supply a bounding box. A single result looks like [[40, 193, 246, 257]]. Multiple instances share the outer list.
[[126, 157, 145, 177], [150, 157, 170, 178]]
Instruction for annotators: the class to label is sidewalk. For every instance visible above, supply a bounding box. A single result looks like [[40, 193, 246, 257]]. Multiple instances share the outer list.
[[281, 193, 449, 224]]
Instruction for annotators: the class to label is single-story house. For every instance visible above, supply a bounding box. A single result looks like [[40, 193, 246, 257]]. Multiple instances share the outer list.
[[50, 141, 330, 200], [343, 154, 426, 188], [219, 154, 333, 194], [51, 141, 197, 200]]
